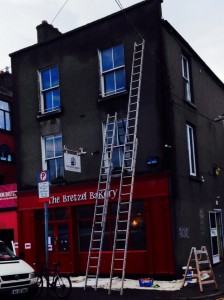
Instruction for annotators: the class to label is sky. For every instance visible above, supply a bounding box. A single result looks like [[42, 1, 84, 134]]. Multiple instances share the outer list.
[[0, 0, 224, 82]]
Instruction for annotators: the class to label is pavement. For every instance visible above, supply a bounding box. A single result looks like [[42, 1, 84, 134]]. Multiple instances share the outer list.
[[68, 262, 224, 300]]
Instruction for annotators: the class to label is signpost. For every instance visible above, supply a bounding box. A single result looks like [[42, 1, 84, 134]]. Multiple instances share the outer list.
[[38, 170, 50, 287]]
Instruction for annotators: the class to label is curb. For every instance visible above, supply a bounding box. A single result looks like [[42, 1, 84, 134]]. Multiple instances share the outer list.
[[156, 289, 224, 300]]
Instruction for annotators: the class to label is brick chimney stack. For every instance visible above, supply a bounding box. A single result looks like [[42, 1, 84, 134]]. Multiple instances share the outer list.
[[36, 20, 62, 43]]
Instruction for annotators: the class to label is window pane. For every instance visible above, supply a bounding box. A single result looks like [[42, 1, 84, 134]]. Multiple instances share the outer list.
[[0, 110, 4, 129], [5, 112, 11, 131], [102, 48, 113, 71], [58, 224, 69, 252], [53, 88, 60, 110], [105, 73, 115, 94], [55, 208, 67, 220], [0, 100, 9, 111], [44, 91, 53, 112], [56, 157, 64, 177], [55, 136, 62, 156], [48, 159, 57, 180], [78, 220, 92, 251], [114, 44, 124, 68], [115, 69, 125, 92], [41, 69, 50, 89], [45, 137, 54, 159], [51, 66, 59, 87]]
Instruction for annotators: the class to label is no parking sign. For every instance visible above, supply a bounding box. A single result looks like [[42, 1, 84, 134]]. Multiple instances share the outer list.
[[38, 170, 50, 201]]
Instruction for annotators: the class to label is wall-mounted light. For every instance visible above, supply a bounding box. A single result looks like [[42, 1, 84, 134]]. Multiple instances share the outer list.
[[214, 166, 221, 176]]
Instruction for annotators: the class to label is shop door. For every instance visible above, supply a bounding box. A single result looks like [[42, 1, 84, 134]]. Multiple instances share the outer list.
[[44, 208, 73, 273], [209, 210, 223, 264]]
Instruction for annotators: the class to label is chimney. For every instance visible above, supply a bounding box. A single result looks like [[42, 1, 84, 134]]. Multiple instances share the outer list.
[[36, 20, 62, 43], [0, 70, 12, 91]]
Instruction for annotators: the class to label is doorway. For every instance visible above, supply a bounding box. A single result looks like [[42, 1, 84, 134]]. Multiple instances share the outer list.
[[209, 210, 223, 264]]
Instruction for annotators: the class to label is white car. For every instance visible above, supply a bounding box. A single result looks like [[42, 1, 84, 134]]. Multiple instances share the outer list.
[[0, 241, 37, 297]]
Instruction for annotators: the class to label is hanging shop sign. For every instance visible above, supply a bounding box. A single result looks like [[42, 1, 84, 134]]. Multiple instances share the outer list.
[[64, 153, 81, 173]]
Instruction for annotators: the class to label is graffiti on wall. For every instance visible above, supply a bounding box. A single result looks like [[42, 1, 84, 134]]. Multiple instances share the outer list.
[[178, 227, 190, 239]]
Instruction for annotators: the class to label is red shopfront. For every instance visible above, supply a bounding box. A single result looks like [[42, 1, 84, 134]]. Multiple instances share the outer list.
[[17, 174, 175, 275]]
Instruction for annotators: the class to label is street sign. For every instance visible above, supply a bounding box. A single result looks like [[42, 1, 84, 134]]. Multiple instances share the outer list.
[[38, 170, 50, 200]]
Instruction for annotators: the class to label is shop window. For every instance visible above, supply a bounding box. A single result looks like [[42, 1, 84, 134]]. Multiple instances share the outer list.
[[77, 201, 146, 251], [38, 66, 60, 114], [99, 44, 126, 97], [0, 100, 11, 131], [41, 133, 64, 181]]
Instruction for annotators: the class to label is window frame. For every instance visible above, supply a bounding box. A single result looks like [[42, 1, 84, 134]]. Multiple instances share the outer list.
[[186, 123, 197, 176], [0, 100, 11, 132], [182, 54, 192, 102], [99, 44, 126, 98], [102, 118, 127, 171], [38, 66, 60, 114], [41, 133, 64, 181]]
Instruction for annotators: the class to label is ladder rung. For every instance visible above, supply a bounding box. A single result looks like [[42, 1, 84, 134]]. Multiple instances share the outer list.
[[198, 260, 209, 264], [201, 280, 216, 285]]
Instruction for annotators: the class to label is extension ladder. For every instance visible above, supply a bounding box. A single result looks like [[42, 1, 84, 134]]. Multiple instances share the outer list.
[[84, 113, 117, 290], [182, 246, 218, 292], [108, 40, 145, 295]]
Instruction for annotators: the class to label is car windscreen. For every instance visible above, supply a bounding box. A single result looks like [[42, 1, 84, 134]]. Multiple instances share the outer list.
[[0, 242, 17, 261]]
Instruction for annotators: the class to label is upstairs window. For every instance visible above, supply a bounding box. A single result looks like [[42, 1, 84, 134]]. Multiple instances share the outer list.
[[186, 124, 197, 176], [182, 55, 192, 102], [0, 100, 11, 131], [0, 144, 12, 162], [99, 44, 126, 97], [103, 118, 127, 171], [42, 134, 64, 181], [39, 66, 60, 114]]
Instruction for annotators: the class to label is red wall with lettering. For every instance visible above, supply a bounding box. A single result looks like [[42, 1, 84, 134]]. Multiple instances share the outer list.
[[17, 174, 175, 275]]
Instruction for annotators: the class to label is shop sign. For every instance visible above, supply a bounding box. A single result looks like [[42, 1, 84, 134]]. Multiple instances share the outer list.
[[49, 189, 118, 205], [64, 153, 81, 173], [0, 183, 17, 208]]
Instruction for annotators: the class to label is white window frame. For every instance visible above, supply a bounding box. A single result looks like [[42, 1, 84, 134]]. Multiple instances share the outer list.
[[186, 124, 197, 176], [98, 44, 126, 98], [102, 118, 127, 170], [182, 55, 192, 102], [41, 133, 64, 180], [38, 66, 60, 114], [0, 100, 11, 131]]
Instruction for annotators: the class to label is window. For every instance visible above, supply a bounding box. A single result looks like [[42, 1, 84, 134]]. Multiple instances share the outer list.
[[0, 100, 11, 131], [77, 201, 146, 251], [182, 55, 192, 102], [39, 66, 60, 113], [186, 124, 197, 176], [0, 144, 12, 162], [42, 134, 64, 181], [103, 118, 127, 170], [99, 44, 126, 97]]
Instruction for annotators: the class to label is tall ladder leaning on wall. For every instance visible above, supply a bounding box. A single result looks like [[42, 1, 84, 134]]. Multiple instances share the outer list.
[[84, 113, 117, 290], [108, 40, 145, 295]]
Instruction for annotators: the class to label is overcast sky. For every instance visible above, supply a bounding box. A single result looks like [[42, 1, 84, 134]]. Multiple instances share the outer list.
[[0, 0, 224, 82]]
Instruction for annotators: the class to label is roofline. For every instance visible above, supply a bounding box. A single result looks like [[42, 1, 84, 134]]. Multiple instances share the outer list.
[[10, 0, 157, 58], [162, 19, 224, 88]]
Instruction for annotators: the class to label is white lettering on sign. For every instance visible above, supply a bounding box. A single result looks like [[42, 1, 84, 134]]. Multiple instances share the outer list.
[[48, 189, 118, 206]]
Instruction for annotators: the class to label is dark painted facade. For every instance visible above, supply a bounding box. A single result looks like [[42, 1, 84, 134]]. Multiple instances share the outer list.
[[10, 0, 224, 276]]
